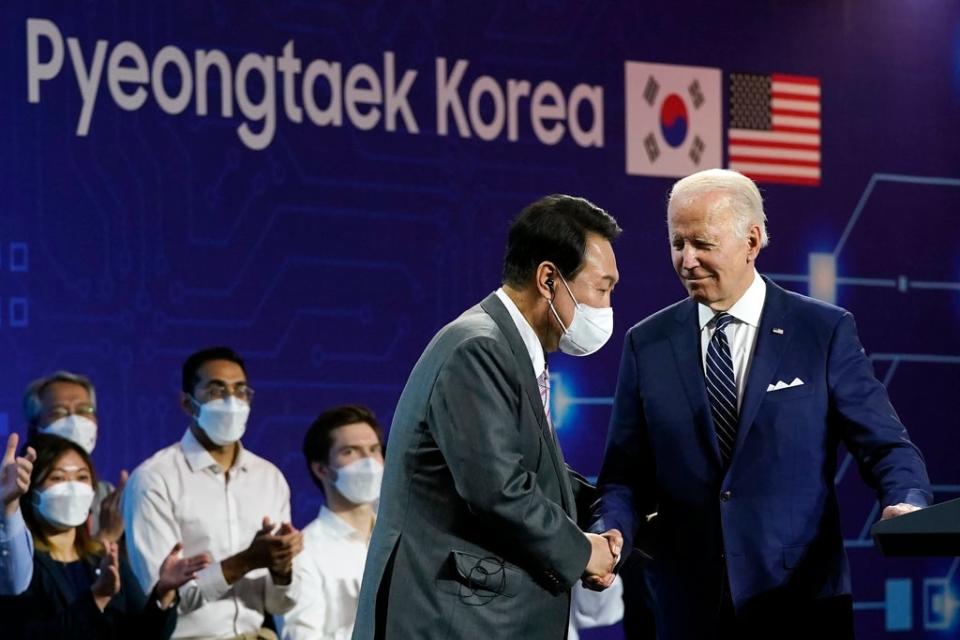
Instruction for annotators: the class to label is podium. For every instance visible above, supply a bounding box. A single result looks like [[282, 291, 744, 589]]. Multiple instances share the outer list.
[[871, 497, 960, 556]]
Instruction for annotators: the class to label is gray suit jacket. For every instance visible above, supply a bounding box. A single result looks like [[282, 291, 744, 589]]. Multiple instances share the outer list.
[[353, 293, 592, 639]]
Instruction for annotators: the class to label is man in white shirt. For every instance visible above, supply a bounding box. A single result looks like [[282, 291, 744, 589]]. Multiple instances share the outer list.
[[123, 346, 304, 639], [281, 405, 385, 640]]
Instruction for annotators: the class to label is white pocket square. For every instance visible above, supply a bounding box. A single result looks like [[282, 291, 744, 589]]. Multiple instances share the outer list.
[[767, 377, 804, 392]]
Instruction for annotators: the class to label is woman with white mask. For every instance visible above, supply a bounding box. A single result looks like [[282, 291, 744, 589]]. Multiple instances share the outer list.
[[23, 370, 126, 544], [3, 434, 208, 639]]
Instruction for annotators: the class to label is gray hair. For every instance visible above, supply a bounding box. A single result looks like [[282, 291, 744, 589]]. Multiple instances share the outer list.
[[23, 370, 97, 426], [667, 168, 770, 247]]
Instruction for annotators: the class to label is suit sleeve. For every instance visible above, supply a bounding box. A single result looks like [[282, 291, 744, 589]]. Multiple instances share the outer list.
[[828, 312, 932, 508], [566, 465, 600, 531], [597, 330, 656, 557], [427, 336, 591, 589]]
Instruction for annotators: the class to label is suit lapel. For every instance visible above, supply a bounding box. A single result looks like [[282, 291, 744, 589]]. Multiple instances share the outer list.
[[668, 299, 723, 467], [480, 293, 576, 517], [728, 278, 792, 466]]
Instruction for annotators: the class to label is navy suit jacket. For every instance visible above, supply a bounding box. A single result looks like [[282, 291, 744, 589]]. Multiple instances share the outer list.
[[598, 277, 931, 638]]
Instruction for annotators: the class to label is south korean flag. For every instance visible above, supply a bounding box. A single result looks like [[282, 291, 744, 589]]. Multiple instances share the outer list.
[[625, 61, 722, 177]]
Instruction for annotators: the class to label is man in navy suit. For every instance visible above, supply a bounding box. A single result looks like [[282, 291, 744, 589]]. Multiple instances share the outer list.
[[598, 169, 931, 639]]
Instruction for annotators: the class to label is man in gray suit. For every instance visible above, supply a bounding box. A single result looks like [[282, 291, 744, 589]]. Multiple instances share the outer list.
[[353, 195, 624, 639]]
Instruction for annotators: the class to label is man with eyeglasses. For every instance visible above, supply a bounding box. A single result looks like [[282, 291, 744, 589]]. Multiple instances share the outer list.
[[23, 370, 126, 542], [123, 347, 304, 640]]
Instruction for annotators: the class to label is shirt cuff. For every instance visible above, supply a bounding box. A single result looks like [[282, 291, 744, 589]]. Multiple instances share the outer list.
[[268, 567, 301, 605], [0, 505, 27, 542], [901, 489, 932, 509], [269, 568, 297, 590], [155, 590, 180, 611], [195, 561, 231, 602]]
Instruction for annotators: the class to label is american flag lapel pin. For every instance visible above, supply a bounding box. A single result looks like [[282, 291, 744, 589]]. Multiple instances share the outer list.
[[772, 327, 784, 335]]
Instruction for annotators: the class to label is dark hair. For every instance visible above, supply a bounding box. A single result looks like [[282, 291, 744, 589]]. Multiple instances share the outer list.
[[22, 434, 102, 559], [302, 404, 384, 494], [501, 194, 621, 288], [182, 346, 247, 394]]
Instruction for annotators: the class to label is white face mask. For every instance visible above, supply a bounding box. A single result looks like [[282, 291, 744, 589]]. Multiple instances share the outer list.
[[34, 481, 95, 529], [194, 396, 250, 445], [548, 275, 614, 356], [39, 415, 98, 453], [333, 457, 384, 505]]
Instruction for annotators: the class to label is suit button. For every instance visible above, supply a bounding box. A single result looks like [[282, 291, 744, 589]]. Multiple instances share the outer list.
[[720, 490, 732, 502]]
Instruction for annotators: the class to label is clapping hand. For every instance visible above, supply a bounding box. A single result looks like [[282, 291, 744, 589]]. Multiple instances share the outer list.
[[91, 540, 122, 611], [246, 517, 304, 584], [97, 470, 128, 543], [154, 542, 211, 608]]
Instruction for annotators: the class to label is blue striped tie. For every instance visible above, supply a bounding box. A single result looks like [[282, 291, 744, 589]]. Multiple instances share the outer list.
[[706, 312, 738, 463]]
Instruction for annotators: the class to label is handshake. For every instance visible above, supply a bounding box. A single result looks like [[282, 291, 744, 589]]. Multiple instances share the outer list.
[[581, 529, 622, 591], [222, 516, 305, 586]]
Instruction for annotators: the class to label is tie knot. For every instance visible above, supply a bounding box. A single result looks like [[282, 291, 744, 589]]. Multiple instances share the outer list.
[[714, 312, 735, 331], [538, 369, 550, 389]]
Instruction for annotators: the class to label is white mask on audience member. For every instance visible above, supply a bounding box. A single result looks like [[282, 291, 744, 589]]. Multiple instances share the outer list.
[[39, 415, 98, 453], [333, 457, 384, 505], [195, 396, 250, 445], [34, 481, 95, 529]]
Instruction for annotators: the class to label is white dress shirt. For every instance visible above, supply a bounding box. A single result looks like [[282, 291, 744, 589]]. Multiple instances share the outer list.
[[122, 428, 300, 639], [495, 287, 546, 379], [281, 507, 371, 640], [698, 271, 767, 409], [567, 576, 624, 640]]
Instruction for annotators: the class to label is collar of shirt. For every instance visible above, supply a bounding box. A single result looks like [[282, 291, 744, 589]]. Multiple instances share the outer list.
[[180, 427, 249, 474], [317, 506, 372, 543], [698, 270, 766, 330], [495, 287, 546, 379]]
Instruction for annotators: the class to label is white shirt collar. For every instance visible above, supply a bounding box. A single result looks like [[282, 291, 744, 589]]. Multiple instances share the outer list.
[[180, 427, 248, 474], [494, 288, 546, 378], [698, 270, 766, 330], [317, 506, 372, 542]]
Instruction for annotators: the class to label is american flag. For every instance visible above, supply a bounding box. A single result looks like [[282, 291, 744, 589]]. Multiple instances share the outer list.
[[727, 73, 821, 186]]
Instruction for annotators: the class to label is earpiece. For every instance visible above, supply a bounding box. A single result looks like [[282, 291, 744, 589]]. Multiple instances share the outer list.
[[545, 278, 555, 290]]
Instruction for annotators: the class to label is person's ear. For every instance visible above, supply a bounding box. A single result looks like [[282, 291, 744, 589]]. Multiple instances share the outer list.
[[179, 392, 198, 420], [746, 225, 762, 262], [310, 460, 330, 484], [536, 262, 558, 299]]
